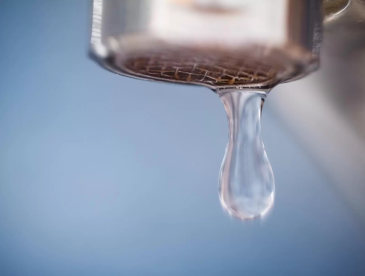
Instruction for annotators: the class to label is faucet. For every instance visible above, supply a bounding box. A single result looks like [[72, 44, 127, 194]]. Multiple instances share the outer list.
[[90, 0, 321, 90], [89, 0, 365, 223]]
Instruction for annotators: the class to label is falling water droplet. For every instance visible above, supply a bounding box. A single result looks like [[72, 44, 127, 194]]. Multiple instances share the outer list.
[[218, 89, 275, 220]]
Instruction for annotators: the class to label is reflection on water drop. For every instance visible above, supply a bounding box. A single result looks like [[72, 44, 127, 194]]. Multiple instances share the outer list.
[[218, 89, 275, 220]]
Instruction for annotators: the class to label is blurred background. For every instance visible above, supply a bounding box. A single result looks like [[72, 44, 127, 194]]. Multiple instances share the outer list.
[[0, 1, 365, 275]]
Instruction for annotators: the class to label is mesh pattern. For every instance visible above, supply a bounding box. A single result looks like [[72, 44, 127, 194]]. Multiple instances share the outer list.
[[123, 51, 281, 87]]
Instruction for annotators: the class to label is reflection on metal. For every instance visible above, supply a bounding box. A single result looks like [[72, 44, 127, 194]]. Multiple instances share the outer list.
[[91, 0, 103, 45], [91, 0, 109, 58], [323, 0, 350, 22]]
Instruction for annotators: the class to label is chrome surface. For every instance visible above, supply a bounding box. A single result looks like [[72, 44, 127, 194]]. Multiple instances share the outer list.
[[323, 0, 351, 21], [90, 0, 322, 90]]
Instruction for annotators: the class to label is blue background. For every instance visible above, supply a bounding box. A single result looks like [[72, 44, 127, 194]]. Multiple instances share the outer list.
[[0, 1, 364, 275]]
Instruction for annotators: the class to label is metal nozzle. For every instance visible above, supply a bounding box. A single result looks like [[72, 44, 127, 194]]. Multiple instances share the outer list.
[[90, 0, 322, 90]]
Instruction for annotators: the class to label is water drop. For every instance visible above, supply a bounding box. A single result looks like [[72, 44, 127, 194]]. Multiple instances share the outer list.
[[218, 89, 275, 220]]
